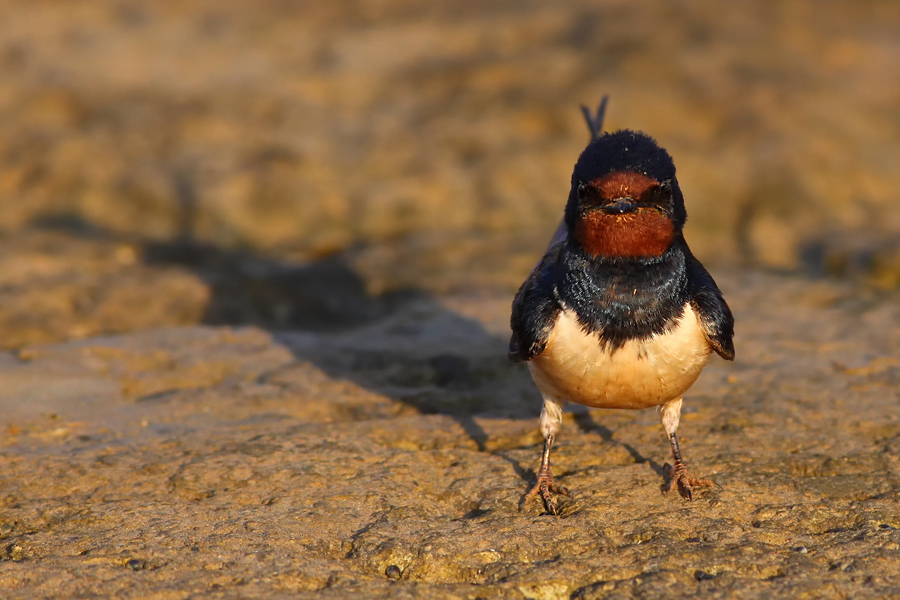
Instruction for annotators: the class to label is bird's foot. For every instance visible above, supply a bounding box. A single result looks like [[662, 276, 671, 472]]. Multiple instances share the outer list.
[[662, 459, 713, 501], [522, 471, 571, 515]]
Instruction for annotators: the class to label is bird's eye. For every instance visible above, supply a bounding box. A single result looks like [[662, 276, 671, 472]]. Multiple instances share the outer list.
[[576, 182, 587, 200], [658, 180, 673, 197], [643, 180, 673, 207]]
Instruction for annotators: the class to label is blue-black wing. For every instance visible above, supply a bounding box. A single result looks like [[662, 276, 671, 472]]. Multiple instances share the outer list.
[[686, 253, 735, 360], [509, 243, 564, 363]]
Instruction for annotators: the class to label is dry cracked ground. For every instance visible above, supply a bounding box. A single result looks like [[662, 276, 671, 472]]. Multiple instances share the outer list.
[[1, 1, 900, 599]]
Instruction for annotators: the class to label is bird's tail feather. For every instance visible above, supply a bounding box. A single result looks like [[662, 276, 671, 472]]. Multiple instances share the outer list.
[[580, 96, 609, 140]]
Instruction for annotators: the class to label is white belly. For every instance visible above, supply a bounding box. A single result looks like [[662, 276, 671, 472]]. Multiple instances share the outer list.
[[528, 305, 711, 410]]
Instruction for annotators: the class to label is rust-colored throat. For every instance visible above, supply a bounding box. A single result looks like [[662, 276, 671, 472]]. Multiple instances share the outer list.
[[573, 171, 675, 258]]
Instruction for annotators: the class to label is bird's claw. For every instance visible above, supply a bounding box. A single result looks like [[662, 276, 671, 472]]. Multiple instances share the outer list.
[[662, 460, 713, 501], [523, 473, 572, 515]]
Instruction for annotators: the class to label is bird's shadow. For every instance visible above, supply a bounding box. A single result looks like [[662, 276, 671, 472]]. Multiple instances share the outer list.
[[146, 244, 542, 458]]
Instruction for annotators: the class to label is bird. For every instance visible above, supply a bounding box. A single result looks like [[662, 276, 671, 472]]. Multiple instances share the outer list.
[[509, 97, 734, 515]]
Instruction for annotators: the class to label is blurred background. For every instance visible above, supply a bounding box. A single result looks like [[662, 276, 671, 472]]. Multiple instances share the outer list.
[[1, 0, 899, 348]]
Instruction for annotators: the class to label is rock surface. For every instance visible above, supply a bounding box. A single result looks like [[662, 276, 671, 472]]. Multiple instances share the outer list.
[[1, 271, 899, 599]]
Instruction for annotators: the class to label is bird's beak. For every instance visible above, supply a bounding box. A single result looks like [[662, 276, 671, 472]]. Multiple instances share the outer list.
[[599, 198, 638, 215]]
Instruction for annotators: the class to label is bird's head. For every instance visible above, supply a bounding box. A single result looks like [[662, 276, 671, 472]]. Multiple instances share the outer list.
[[564, 130, 686, 260]]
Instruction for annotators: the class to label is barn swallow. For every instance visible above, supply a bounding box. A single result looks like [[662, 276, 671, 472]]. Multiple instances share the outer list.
[[509, 97, 734, 514]]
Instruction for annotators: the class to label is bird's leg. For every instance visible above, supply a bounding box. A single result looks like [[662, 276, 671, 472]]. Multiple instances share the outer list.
[[659, 399, 713, 500], [523, 397, 571, 515], [523, 434, 571, 514], [664, 431, 713, 500]]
